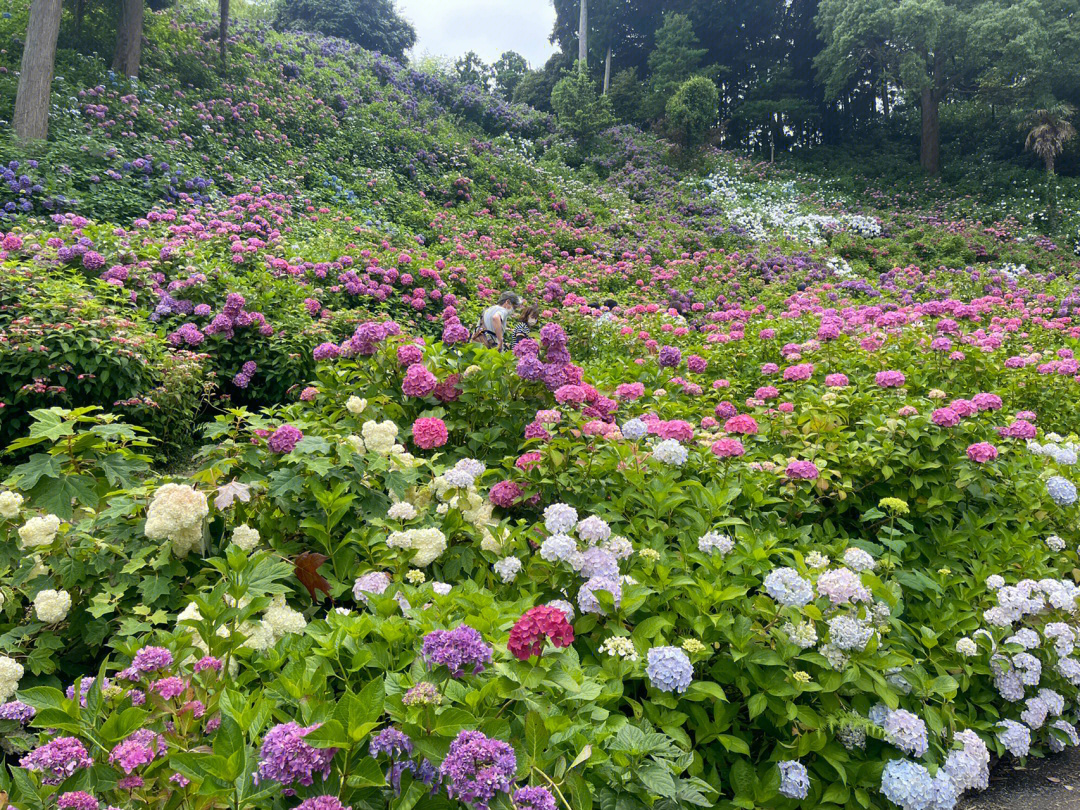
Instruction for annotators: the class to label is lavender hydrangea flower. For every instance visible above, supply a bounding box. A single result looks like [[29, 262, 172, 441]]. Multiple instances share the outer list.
[[0, 700, 36, 723], [882, 709, 929, 757], [422, 626, 492, 677], [880, 759, 934, 810], [943, 729, 989, 792], [1047, 476, 1077, 506], [645, 646, 693, 693], [131, 646, 174, 673], [778, 760, 809, 799], [20, 737, 94, 784], [256, 722, 336, 788], [1050, 720, 1080, 753], [997, 719, 1031, 757], [577, 576, 621, 615], [439, 730, 516, 809], [621, 419, 647, 440], [763, 568, 814, 606]]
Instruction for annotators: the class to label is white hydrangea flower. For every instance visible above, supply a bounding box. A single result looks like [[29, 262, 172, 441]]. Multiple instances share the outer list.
[[242, 620, 277, 651], [805, 551, 830, 570], [388, 502, 418, 521], [18, 514, 62, 549], [34, 589, 72, 624], [0, 655, 24, 702], [480, 530, 502, 554], [263, 596, 307, 639], [346, 396, 367, 414], [144, 483, 208, 558], [956, 637, 978, 657], [361, 420, 398, 455], [0, 491, 25, 519], [432, 581, 452, 595], [599, 636, 638, 661], [843, 547, 876, 572], [410, 528, 448, 566], [231, 524, 260, 552], [494, 556, 522, 583]]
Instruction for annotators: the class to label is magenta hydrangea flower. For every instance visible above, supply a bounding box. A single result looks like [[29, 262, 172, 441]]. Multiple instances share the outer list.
[[109, 730, 167, 774], [875, 370, 906, 388], [402, 363, 438, 397], [151, 676, 188, 700], [296, 798, 351, 810], [57, 792, 99, 810], [967, 443, 999, 463], [825, 373, 849, 387], [412, 417, 448, 449], [256, 722, 337, 789], [489, 480, 523, 508], [267, 424, 304, 453], [785, 460, 820, 480]]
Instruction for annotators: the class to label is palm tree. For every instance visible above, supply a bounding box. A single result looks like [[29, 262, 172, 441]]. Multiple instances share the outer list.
[[1022, 103, 1077, 176]]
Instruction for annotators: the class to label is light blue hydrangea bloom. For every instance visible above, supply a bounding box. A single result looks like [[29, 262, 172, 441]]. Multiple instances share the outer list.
[[778, 760, 809, 799], [645, 646, 693, 693], [1047, 476, 1077, 506]]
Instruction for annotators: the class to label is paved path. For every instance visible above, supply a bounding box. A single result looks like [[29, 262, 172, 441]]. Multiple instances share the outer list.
[[962, 749, 1080, 810]]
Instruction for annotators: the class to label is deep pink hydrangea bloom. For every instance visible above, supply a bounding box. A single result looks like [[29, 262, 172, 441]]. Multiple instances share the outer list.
[[489, 480, 523, 508], [267, 424, 303, 454], [711, 438, 745, 457], [875, 370, 906, 388], [967, 443, 999, 463], [402, 363, 438, 397], [785, 460, 820, 480], [724, 415, 759, 435], [412, 417, 448, 449]]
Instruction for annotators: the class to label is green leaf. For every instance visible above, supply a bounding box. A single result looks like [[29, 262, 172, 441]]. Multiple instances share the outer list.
[[685, 681, 727, 702]]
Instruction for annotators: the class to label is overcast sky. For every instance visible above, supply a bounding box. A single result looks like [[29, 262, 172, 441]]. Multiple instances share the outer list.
[[397, 0, 559, 68]]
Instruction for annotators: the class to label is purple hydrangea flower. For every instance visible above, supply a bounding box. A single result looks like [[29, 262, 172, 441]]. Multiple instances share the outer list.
[[645, 646, 693, 693], [267, 424, 304, 454], [440, 730, 516, 809], [256, 722, 337, 789], [422, 626, 493, 677], [20, 737, 94, 784], [132, 646, 174, 674]]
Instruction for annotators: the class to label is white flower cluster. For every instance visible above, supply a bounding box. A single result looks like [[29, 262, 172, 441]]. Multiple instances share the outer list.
[[600, 636, 638, 661], [0, 655, 23, 701], [387, 527, 448, 566], [18, 514, 62, 549], [388, 501, 418, 520], [494, 556, 521, 583], [34, 589, 72, 624], [144, 483, 208, 558], [0, 490, 24, 519], [698, 531, 734, 556], [984, 578, 1080, 627], [845, 214, 882, 238], [231, 524, 260, 552], [1028, 436, 1079, 466], [346, 396, 367, 414], [361, 419, 399, 455]]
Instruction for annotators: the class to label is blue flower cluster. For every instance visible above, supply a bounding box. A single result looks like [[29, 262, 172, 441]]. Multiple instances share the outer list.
[[645, 646, 693, 693]]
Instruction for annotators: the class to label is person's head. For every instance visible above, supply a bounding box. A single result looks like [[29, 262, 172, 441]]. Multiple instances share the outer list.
[[519, 305, 540, 327], [604, 298, 618, 310], [497, 291, 521, 313]]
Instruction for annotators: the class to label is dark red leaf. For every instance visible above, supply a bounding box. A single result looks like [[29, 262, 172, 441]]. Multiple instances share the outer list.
[[294, 551, 331, 602]]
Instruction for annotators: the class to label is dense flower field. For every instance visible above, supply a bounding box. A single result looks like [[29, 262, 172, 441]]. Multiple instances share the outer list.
[[3, 5, 1080, 810]]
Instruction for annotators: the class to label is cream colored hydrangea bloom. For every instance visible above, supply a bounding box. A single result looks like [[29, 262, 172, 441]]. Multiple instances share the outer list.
[[144, 483, 208, 558], [34, 589, 72, 624], [18, 514, 61, 548]]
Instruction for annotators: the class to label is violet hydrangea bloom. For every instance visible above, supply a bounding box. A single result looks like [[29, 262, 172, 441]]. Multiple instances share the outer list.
[[132, 646, 174, 674], [422, 626, 493, 677], [20, 737, 94, 784], [440, 730, 516, 809], [296, 798, 351, 810], [513, 786, 557, 810], [256, 722, 337, 789], [56, 792, 99, 810], [0, 700, 36, 724], [109, 729, 167, 774]]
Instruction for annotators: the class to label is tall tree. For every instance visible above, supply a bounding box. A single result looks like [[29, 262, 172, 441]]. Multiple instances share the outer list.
[[493, 51, 528, 98], [113, 0, 144, 78], [219, 0, 229, 73], [645, 12, 706, 120], [14, 0, 63, 142], [578, 0, 587, 69], [815, 0, 1077, 174]]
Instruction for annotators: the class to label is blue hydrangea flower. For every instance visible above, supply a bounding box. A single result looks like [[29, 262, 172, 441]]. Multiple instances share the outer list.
[[645, 646, 693, 693], [880, 758, 934, 810], [1047, 476, 1077, 506], [997, 719, 1031, 757], [883, 709, 929, 757], [763, 568, 814, 607], [621, 419, 647, 440], [778, 760, 809, 799]]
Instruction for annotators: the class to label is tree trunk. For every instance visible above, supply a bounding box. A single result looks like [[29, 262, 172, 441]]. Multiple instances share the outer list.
[[881, 79, 889, 118], [1046, 154, 1055, 176], [113, 0, 144, 78], [919, 86, 940, 174], [14, 0, 63, 143], [578, 0, 587, 69], [219, 0, 229, 74], [603, 45, 611, 94]]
